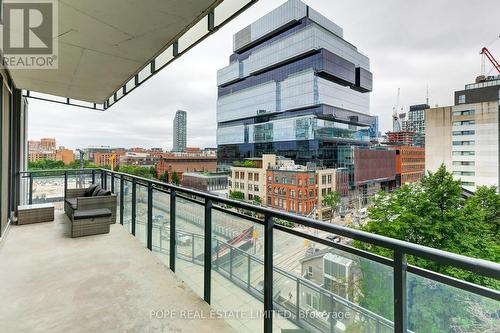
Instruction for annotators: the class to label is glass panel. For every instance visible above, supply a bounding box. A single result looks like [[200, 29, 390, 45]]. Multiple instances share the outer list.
[[135, 184, 148, 247], [178, 16, 208, 53], [152, 189, 170, 267], [407, 272, 500, 333], [273, 227, 394, 333], [66, 172, 93, 190], [138, 65, 151, 84], [114, 177, 121, 222], [214, 0, 253, 27], [155, 45, 174, 68], [106, 175, 111, 191], [175, 195, 204, 298], [20, 175, 29, 205], [122, 180, 132, 233], [211, 208, 264, 333], [32, 174, 64, 206]]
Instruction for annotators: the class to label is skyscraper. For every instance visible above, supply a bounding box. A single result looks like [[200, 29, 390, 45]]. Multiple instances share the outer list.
[[173, 110, 187, 152], [216, 0, 374, 170]]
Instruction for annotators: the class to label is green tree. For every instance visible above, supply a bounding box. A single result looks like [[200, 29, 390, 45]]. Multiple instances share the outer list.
[[322, 191, 341, 222], [229, 191, 244, 201], [171, 171, 180, 185], [354, 164, 500, 332], [116, 165, 155, 179], [159, 171, 169, 183], [28, 159, 65, 170], [252, 195, 262, 206], [66, 160, 98, 169]]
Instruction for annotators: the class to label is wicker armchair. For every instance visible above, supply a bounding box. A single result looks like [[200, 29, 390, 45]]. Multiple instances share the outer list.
[[64, 187, 117, 224]]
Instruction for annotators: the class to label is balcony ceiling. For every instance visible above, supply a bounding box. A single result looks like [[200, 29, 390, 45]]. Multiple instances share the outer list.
[[8, 0, 220, 104]]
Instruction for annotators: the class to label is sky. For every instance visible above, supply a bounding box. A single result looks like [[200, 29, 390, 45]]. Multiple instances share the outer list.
[[27, 0, 500, 150]]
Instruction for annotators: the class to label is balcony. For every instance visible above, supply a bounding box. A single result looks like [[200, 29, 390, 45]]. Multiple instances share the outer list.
[[4, 168, 499, 333]]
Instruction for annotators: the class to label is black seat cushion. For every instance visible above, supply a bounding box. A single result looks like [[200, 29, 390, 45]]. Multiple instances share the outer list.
[[85, 184, 100, 197], [73, 208, 112, 220], [95, 189, 112, 196], [65, 198, 77, 210]]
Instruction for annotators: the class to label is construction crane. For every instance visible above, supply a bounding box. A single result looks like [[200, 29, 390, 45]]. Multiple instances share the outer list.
[[480, 47, 500, 74]]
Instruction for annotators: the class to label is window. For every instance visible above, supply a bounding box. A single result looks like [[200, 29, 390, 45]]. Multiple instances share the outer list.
[[305, 293, 319, 310], [452, 140, 474, 146], [290, 178, 295, 185], [267, 197, 271, 205], [453, 161, 475, 166], [453, 120, 475, 126], [298, 179, 302, 186], [254, 173, 259, 182], [452, 151, 475, 156], [453, 171, 475, 176], [322, 175, 326, 184], [309, 177, 314, 185], [290, 190, 295, 198], [461, 181, 475, 187], [267, 176, 272, 182], [249, 194, 253, 200], [248, 173, 253, 181], [275, 176, 279, 183], [254, 185, 259, 191], [453, 110, 474, 116], [282, 177, 287, 184], [327, 175, 332, 184], [458, 94, 466, 104], [240, 173, 245, 180], [234, 172, 239, 179], [452, 130, 475, 136], [322, 188, 326, 196], [248, 184, 252, 190]]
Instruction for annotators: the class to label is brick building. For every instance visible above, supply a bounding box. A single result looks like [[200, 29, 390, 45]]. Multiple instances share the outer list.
[[266, 167, 317, 216], [55, 147, 75, 164], [388, 146, 425, 185], [155, 156, 217, 182]]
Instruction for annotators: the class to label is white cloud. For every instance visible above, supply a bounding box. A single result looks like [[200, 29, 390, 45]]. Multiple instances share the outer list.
[[28, 0, 500, 149]]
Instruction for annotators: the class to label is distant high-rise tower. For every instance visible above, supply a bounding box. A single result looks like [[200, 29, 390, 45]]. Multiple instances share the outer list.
[[216, 0, 374, 169], [173, 110, 187, 152]]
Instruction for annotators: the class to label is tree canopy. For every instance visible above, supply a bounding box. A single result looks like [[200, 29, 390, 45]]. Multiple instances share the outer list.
[[353, 164, 499, 332]]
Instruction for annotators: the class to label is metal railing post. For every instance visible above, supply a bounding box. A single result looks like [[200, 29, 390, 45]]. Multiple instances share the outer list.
[[111, 173, 115, 193], [92, 169, 95, 184], [229, 246, 233, 279], [264, 214, 274, 333], [147, 182, 153, 250], [191, 234, 195, 263], [394, 251, 408, 333], [64, 171, 68, 200], [28, 173, 33, 204], [131, 179, 136, 236], [119, 176, 124, 225], [296, 279, 300, 323], [170, 190, 176, 272], [247, 254, 251, 291], [100, 170, 104, 187]]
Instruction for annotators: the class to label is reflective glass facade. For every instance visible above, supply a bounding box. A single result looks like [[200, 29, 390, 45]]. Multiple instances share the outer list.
[[217, 0, 373, 169]]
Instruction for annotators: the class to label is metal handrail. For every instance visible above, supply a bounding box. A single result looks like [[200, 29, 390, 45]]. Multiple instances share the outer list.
[[20, 168, 500, 333]]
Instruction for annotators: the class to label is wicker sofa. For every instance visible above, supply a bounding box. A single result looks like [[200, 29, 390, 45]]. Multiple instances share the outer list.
[[64, 184, 117, 224]]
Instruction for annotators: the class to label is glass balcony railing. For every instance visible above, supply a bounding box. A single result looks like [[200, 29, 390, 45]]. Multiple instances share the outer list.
[[19, 169, 500, 333]]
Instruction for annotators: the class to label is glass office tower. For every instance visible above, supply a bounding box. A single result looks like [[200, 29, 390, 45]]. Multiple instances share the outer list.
[[216, 0, 374, 169]]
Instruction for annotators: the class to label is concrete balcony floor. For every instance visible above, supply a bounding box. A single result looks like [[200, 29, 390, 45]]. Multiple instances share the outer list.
[[0, 210, 234, 333]]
